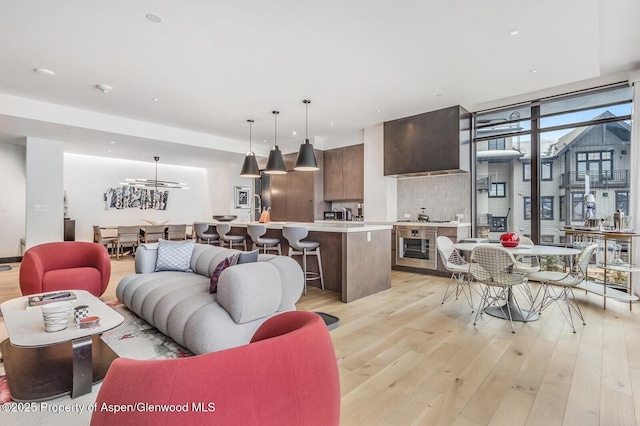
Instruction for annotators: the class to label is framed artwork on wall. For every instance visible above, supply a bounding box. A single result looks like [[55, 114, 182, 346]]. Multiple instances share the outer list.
[[235, 186, 251, 209]]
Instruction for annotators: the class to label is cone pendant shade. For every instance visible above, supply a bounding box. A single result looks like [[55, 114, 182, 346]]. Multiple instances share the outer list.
[[264, 110, 287, 174], [240, 153, 260, 178], [265, 147, 287, 174], [294, 140, 318, 171], [294, 99, 319, 171], [240, 119, 261, 178]]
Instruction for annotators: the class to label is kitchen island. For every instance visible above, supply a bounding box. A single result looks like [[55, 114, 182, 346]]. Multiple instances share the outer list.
[[225, 221, 392, 303]]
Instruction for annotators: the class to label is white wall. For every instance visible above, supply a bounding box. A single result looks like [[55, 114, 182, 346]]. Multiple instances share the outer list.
[[26, 137, 64, 248], [0, 142, 26, 257], [363, 124, 397, 222], [64, 154, 251, 242]]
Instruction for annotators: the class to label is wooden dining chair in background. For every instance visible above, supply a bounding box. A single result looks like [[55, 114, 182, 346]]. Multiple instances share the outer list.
[[116, 226, 140, 259], [144, 225, 165, 243], [93, 225, 116, 255], [167, 224, 187, 240]]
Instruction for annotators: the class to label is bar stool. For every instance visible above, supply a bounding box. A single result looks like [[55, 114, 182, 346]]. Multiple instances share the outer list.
[[194, 223, 219, 245], [282, 226, 324, 295], [247, 224, 281, 254], [216, 223, 247, 250]]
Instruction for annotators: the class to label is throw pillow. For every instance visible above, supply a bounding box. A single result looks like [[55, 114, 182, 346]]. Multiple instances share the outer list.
[[210, 254, 239, 293], [155, 238, 195, 272], [237, 249, 259, 264]]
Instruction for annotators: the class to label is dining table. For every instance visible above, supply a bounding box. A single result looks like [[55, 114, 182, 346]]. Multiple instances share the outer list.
[[453, 242, 581, 323]]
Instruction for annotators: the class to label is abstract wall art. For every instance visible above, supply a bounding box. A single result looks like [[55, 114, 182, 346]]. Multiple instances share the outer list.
[[104, 187, 169, 210]]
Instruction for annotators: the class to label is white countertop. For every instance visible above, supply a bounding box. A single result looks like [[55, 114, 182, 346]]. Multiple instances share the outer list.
[[215, 220, 470, 232], [393, 221, 471, 228], [226, 221, 393, 233]]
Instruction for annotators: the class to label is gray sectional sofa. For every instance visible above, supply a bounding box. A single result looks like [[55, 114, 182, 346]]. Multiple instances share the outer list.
[[116, 242, 304, 354]]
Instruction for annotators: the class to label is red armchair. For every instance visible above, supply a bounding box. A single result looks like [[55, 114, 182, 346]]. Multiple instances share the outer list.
[[91, 311, 341, 426], [20, 241, 111, 297]]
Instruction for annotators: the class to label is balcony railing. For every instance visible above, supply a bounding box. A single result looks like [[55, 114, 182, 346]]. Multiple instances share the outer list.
[[476, 175, 491, 191], [559, 169, 630, 189]]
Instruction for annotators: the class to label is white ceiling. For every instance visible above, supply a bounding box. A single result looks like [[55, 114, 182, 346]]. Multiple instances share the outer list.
[[0, 0, 639, 167]]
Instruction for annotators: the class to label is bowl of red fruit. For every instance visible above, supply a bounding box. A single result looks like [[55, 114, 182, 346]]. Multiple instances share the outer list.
[[500, 232, 520, 248]]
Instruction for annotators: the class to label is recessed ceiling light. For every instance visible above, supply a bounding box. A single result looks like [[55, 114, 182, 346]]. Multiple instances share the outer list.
[[509, 29, 520, 36], [152, 97, 159, 102], [107, 150, 112, 153], [330, 122, 334, 126], [292, 131, 297, 136], [146, 13, 162, 23], [110, 141, 116, 144], [96, 84, 113, 94], [34, 68, 55, 76], [377, 110, 381, 113], [529, 69, 538, 74]]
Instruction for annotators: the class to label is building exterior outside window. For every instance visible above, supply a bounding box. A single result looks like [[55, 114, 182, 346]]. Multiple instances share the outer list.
[[489, 182, 506, 198], [474, 84, 632, 243]]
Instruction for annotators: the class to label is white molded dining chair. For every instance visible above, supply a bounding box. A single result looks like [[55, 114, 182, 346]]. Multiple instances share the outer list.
[[527, 243, 598, 333], [436, 236, 475, 312], [514, 236, 541, 274]]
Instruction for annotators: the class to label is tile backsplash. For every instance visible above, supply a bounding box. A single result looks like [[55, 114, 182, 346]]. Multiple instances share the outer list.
[[397, 174, 471, 222]]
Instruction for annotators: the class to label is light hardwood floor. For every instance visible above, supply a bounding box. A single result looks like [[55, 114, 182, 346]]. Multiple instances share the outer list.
[[2, 259, 640, 425]]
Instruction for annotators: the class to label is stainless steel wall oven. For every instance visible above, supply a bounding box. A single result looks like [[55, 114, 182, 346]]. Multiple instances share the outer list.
[[396, 226, 437, 270]]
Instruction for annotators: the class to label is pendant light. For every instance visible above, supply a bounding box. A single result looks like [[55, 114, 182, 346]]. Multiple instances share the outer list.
[[240, 119, 260, 178], [294, 99, 319, 171], [264, 110, 287, 174], [120, 156, 188, 189]]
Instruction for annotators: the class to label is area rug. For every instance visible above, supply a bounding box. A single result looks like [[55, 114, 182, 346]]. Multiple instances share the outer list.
[[0, 300, 192, 404]]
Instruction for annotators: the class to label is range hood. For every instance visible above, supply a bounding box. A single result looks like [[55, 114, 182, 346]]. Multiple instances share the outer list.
[[383, 105, 471, 177]]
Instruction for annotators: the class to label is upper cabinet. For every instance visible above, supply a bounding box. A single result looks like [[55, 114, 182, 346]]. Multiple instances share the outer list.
[[384, 105, 471, 177], [267, 150, 330, 222], [323, 144, 364, 201]]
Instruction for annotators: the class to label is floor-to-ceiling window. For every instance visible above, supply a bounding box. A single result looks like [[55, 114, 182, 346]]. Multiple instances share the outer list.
[[473, 83, 633, 244]]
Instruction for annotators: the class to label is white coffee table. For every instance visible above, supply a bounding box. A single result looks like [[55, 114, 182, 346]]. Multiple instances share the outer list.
[[0, 290, 124, 401]]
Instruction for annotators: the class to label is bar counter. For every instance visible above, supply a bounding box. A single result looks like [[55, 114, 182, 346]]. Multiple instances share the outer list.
[[226, 221, 392, 303]]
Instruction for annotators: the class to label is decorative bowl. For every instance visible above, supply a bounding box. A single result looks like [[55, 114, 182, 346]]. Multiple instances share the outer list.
[[500, 232, 520, 248], [212, 215, 237, 222]]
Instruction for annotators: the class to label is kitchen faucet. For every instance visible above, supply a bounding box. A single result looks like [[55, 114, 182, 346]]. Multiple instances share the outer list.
[[250, 194, 261, 222]]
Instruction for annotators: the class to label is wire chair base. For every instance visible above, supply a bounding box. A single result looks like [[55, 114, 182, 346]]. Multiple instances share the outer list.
[[441, 271, 474, 312]]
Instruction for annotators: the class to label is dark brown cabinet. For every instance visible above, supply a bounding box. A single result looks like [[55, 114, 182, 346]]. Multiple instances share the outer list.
[[384, 105, 470, 176], [286, 170, 314, 222], [323, 148, 343, 201], [63, 219, 75, 241], [269, 174, 288, 222], [267, 151, 329, 222], [323, 144, 364, 201]]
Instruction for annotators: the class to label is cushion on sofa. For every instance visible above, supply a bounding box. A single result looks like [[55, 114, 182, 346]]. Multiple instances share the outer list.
[[155, 239, 195, 272], [217, 262, 282, 324], [210, 254, 238, 293], [237, 249, 259, 264]]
